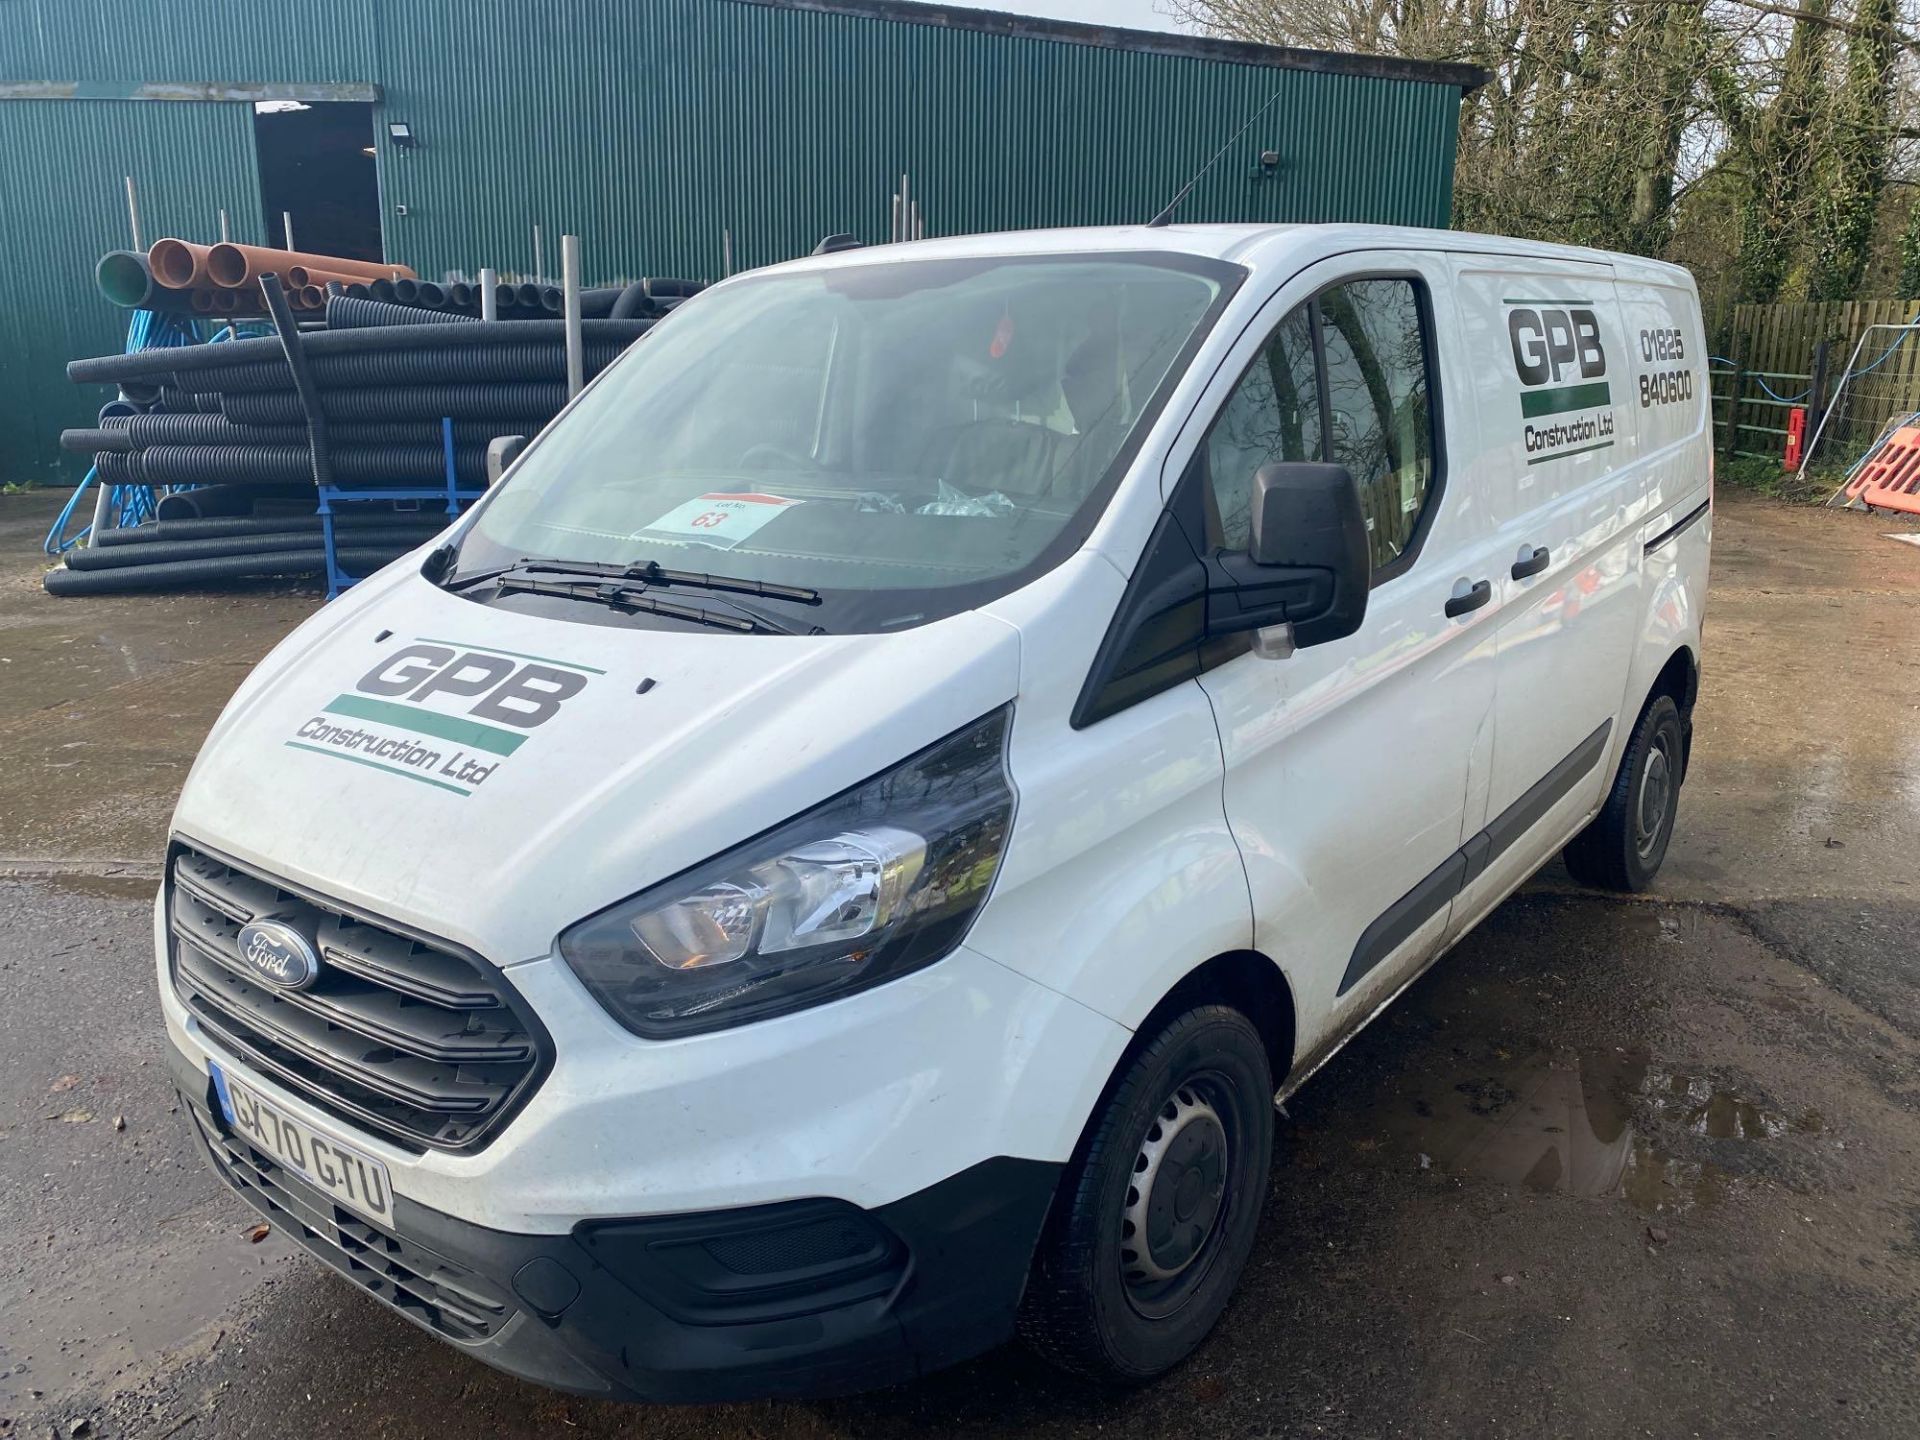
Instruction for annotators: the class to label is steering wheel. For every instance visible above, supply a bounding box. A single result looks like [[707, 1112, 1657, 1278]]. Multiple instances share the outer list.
[[737, 442, 816, 471]]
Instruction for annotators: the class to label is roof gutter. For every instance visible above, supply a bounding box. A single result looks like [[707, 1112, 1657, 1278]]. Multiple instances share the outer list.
[[729, 0, 1492, 93]]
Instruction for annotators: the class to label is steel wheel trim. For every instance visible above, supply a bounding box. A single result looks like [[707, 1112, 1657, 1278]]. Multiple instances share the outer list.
[[1636, 733, 1675, 861], [1119, 1077, 1233, 1319]]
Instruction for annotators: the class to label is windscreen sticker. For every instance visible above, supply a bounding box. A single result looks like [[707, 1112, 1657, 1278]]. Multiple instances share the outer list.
[[1506, 300, 1618, 465], [283, 638, 601, 797], [633, 492, 801, 550]]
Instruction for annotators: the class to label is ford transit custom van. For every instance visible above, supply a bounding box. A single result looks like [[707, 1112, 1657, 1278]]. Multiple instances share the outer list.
[[160, 223, 1711, 1400]]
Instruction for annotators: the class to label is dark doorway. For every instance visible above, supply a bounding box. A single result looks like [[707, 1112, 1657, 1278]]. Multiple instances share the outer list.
[[252, 101, 383, 260]]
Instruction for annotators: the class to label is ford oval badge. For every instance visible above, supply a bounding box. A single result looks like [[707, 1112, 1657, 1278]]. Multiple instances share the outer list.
[[235, 919, 322, 991]]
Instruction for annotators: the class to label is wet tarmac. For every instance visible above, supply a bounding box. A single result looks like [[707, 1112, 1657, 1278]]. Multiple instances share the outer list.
[[2, 489, 1919, 1438]]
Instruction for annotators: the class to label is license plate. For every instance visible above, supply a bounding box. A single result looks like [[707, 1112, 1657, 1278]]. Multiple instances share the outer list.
[[211, 1062, 393, 1224]]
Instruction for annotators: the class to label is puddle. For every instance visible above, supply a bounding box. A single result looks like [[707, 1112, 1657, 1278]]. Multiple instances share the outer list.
[[38, 871, 162, 903], [1387, 1049, 1818, 1214]]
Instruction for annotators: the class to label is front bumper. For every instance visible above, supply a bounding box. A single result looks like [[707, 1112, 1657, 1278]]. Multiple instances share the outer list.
[[172, 1041, 1059, 1402]]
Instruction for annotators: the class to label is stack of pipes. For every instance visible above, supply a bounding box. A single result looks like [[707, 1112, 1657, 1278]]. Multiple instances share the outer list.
[[96, 238, 707, 322], [95, 240, 415, 318], [47, 296, 658, 595]]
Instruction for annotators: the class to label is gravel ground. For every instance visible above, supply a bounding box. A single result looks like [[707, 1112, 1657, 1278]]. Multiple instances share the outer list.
[[2, 488, 1917, 1438]]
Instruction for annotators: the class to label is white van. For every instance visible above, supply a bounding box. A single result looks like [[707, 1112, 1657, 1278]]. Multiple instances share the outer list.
[[159, 224, 1711, 1401]]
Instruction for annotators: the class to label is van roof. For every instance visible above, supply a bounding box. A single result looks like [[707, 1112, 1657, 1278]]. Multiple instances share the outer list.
[[762, 224, 1697, 289]]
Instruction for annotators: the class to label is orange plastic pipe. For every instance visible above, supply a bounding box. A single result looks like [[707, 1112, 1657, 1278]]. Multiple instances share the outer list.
[[147, 238, 224, 290], [207, 243, 412, 288]]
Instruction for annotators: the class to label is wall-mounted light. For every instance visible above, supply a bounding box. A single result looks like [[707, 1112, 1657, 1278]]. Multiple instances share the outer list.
[[388, 121, 418, 149]]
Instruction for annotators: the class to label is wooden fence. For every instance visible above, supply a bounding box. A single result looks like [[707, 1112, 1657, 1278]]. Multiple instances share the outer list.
[[1713, 298, 1920, 465]]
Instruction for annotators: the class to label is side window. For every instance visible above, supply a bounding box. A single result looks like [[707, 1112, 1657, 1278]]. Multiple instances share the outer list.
[[1318, 279, 1434, 571], [1204, 304, 1321, 552], [1200, 276, 1437, 575]]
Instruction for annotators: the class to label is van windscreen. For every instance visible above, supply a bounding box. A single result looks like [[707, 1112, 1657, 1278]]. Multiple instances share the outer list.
[[446, 252, 1239, 632]]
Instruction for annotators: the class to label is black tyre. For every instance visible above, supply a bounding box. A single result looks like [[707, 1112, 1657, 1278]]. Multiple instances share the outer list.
[[1019, 1005, 1273, 1383], [1564, 693, 1685, 892]]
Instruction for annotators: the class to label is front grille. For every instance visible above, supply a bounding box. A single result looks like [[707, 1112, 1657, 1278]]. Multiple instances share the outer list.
[[191, 1106, 514, 1341], [167, 841, 549, 1153]]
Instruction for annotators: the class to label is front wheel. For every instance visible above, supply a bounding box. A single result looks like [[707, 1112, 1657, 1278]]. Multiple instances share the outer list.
[[1018, 1005, 1273, 1383], [1564, 693, 1685, 892]]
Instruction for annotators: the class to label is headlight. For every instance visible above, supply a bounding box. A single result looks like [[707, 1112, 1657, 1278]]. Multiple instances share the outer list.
[[559, 707, 1015, 1038]]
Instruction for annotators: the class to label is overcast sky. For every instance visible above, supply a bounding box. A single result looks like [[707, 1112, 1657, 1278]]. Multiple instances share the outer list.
[[940, 0, 1186, 33]]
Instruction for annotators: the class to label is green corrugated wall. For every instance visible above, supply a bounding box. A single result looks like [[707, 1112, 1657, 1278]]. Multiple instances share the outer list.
[[0, 0, 1468, 482]]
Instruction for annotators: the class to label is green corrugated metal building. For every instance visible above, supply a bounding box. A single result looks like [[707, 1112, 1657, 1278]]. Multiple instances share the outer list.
[[0, 0, 1485, 482]]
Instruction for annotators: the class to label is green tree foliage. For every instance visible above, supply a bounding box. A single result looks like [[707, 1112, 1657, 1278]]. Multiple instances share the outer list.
[[1807, 0, 1901, 297], [1168, 0, 1920, 309]]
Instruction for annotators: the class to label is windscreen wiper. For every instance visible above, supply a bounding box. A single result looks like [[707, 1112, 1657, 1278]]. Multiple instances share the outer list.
[[490, 574, 806, 635], [444, 556, 820, 605]]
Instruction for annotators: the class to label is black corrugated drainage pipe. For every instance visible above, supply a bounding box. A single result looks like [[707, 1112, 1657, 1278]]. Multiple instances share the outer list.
[[69, 320, 651, 384], [156, 484, 315, 520], [325, 295, 476, 330], [609, 281, 662, 319], [133, 443, 495, 485], [222, 382, 568, 426], [44, 546, 418, 597], [120, 413, 521, 448], [187, 338, 636, 393], [61, 428, 135, 454], [66, 526, 445, 570], [98, 512, 452, 546]]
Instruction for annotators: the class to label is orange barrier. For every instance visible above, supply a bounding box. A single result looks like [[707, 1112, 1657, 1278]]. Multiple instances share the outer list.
[[1845, 425, 1920, 514], [1783, 407, 1806, 470]]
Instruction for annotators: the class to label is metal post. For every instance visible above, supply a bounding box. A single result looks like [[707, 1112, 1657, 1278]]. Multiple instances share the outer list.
[[124, 176, 143, 252], [533, 224, 545, 281], [562, 234, 585, 400], [912, 201, 924, 241], [891, 192, 902, 244], [478, 266, 499, 322], [86, 468, 117, 544], [1799, 328, 1873, 480], [1720, 336, 1744, 456], [282, 211, 296, 251], [1805, 338, 1832, 464], [218, 208, 231, 242], [723, 228, 733, 278]]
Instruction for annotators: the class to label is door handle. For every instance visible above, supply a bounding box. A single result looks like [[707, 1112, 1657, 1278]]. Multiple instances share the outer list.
[[1511, 545, 1550, 580], [1444, 579, 1492, 618]]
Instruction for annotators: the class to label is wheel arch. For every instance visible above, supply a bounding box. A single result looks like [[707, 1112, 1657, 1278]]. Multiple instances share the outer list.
[[1648, 643, 1699, 714], [1645, 643, 1700, 773], [1130, 948, 1297, 1092]]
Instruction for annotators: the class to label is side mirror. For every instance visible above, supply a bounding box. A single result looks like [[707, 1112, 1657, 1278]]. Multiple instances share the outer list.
[[1206, 461, 1369, 648], [485, 434, 528, 487]]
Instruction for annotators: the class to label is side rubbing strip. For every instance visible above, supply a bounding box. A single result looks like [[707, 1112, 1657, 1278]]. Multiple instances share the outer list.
[[1468, 719, 1612, 886], [1338, 718, 1615, 996], [1644, 499, 1709, 556], [1338, 851, 1465, 997]]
